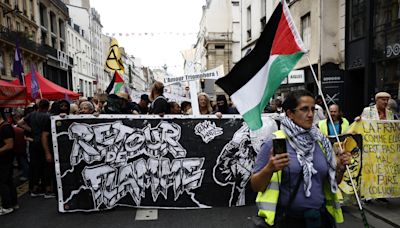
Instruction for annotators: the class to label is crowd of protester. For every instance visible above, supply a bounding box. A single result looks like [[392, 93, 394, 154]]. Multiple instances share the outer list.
[[0, 80, 241, 215], [1, 79, 398, 216]]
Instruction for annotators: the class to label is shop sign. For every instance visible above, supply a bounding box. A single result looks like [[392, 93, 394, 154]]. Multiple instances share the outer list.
[[288, 70, 305, 84]]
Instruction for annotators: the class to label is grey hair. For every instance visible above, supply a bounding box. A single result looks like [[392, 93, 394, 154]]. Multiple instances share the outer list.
[[80, 101, 95, 112]]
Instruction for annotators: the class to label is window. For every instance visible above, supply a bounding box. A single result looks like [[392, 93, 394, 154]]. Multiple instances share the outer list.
[[260, 0, 266, 29], [50, 11, 56, 33], [41, 31, 47, 45], [349, 0, 366, 40], [374, 0, 400, 29], [39, 4, 46, 27], [247, 6, 252, 40], [0, 52, 5, 75], [6, 17, 12, 29], [301, 13, 311, 50], [30, 0, 34, 16], [59, 19, 64, 39], [16, 22, 21, 31], [23, 0, 27, 15], [51, 37, 56, 48]]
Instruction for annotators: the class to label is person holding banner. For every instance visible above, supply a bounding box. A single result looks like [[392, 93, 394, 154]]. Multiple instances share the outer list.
[[251, 90, 351, 227], [361, 92, 394, 120], [359, 91, 394, 204], [198, 92, 212, 115]]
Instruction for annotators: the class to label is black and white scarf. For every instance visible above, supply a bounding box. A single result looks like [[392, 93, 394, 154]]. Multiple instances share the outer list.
[[281, 116, 338, 197]]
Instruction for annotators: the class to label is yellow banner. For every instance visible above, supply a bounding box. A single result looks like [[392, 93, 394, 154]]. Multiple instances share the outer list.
[[105, 38, 125, 75], [330, 134, 362, 205], [348, 120, 400, 199]]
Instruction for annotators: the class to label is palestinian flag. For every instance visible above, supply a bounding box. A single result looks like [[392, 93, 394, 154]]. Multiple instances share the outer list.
[[105, 71, 125, 94], [216, 0, 307, 130]]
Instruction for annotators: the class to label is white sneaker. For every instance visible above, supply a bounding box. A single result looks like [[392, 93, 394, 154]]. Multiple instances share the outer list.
[[0, 207, 14, 215]]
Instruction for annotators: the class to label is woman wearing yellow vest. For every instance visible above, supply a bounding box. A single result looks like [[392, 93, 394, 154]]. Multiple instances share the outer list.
[[251, 90, 351, 228]]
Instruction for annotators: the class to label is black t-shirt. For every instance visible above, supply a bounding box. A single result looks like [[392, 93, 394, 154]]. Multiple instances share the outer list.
[[24, 111, 50, 143], [149, 96, 169, 114], [0, 121, 15, 164], [130, 102, 148, 114]]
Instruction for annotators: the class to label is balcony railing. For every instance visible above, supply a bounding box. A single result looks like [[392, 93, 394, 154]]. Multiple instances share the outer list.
[[0, 26, 46, 57]]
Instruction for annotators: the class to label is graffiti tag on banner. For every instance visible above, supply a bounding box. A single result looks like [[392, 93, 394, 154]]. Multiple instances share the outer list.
[[51, 116, 257, 212], [348, 120, 400, 199]]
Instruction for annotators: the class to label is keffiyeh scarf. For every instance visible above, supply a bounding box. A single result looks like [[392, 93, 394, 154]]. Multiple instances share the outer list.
[[281, 116, 338, 197]]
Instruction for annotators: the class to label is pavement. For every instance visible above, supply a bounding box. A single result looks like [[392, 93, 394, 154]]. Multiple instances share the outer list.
[[363, 198, 400, 227], [1, 171, 400, 227]]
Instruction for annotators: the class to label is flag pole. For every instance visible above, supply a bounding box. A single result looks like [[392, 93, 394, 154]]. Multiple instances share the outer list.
[[305, 54, 369, 227], [21, 72, 25, 86]]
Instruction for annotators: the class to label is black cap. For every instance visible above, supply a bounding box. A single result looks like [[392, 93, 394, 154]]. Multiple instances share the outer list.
[[141, 94, 150, 102]]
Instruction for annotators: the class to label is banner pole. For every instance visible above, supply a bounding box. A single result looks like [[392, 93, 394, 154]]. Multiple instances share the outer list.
[[305, 54, 369, 227]]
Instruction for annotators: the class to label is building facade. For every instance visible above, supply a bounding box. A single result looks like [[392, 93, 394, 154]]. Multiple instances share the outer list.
[[0, 0, 46, 81], [345, 0, 400, 118], [66, 22, 93, 96], [38, 0, 72, 89], [192, 0, 239, 98]]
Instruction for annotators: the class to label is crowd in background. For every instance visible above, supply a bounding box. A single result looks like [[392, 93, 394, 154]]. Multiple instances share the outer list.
[[0, 80, 241, 215], [1, 80, 398, 216]]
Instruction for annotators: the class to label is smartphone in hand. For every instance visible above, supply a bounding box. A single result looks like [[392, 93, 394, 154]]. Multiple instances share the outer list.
[[273, 138, 286, 155]]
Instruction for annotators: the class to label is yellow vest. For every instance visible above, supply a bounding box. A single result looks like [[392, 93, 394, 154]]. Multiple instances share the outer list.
[[318, 118, 349, 136], [256, 130, 344, 225]]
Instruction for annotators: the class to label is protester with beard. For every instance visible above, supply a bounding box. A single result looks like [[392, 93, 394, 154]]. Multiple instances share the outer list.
[[318, 104, 349, 136], [0, 108, 17, 215]]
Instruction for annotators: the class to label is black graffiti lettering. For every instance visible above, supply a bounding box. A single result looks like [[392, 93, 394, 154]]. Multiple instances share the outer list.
[[69, 123, 99, 165], [79, 157, 204, 208], [82, 165, 116, 208], [113, 122, 134, 142], [148, 157, 171, 201], [170, 158, 205, 200], [117, 159, 147, 206], [92, 123, 117, 145], [68, 121, 186, 166], [125, 131, 146, 158], [159, 122, 186, 158], [144, 124, 163, 157]]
